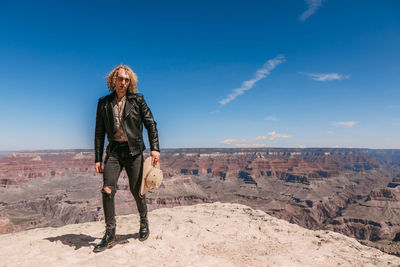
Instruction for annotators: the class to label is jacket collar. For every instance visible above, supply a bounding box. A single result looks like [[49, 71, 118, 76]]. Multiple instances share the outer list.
[[107, 92, 137, 120], [126, 92, 138, 99]]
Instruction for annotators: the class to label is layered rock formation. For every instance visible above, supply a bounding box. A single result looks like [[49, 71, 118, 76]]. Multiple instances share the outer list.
[[326, 176, 400, 255], [1, 148, 400, 257]]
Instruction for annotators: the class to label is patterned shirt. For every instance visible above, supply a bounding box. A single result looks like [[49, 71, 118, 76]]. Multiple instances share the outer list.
[[112, 95, 128, 142]]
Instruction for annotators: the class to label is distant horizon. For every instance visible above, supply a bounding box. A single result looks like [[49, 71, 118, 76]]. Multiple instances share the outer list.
[[3, 146, 400, 153]]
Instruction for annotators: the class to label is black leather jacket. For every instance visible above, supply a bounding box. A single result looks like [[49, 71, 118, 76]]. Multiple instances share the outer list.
[[95, 91, 160, 163]]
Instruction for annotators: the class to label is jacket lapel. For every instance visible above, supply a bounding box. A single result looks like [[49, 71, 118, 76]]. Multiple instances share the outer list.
[[123, 95, 136, 119]]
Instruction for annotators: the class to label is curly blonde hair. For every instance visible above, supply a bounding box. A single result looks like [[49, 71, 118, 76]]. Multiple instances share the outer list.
[[106, 65, 139, 93]]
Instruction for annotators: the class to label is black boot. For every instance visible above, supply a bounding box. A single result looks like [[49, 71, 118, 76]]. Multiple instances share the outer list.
[[93, 228, 116, 253], [139, 216, 149, 241]]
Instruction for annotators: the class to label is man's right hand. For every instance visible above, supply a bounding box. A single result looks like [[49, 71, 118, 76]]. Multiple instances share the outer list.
[[95, 162, 103, 174]]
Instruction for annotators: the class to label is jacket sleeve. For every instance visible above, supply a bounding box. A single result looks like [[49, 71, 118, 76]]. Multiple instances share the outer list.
[[138, 95, 160, 152], [94, 99, 106, 163]]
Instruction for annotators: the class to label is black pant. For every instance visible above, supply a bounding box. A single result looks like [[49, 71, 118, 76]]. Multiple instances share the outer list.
[[102, 141, 147, 230]]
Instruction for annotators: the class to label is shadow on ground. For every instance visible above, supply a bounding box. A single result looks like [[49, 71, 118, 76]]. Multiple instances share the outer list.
[[44, 233, 139, 250]]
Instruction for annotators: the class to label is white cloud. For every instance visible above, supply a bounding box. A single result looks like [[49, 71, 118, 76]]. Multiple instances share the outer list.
[[299, 72, 350, 81], [298, 145, 306, 148], [220, 131, 292, 147], [251, 135, 267, 141], [299, 0, 325, 21], [221, 139, 240, 145], [219, 55, 285, 105], [265, 131, 292, 140], [326, 130, 334, 135], [234, 143, 268, 148], [333, 121, 359, 127], [265, 115, 278, 121]]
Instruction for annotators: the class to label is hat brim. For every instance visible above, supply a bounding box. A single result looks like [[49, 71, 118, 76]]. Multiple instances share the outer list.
[[140, 157, 161, 197]]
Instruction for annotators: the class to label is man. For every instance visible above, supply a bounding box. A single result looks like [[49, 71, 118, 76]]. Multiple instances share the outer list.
[[93, 65, 160, 252]]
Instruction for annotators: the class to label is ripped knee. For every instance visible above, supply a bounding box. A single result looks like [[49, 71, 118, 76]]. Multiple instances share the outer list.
[[101, 186, 116, 198], [103, 186, 112, 194]]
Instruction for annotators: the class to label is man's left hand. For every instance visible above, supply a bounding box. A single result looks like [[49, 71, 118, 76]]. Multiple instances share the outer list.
[[151, 151, 160, 165]]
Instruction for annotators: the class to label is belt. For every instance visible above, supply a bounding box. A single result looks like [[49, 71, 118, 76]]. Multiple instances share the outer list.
[[110, 141, 129, 150], [113, 141, 129, 145]]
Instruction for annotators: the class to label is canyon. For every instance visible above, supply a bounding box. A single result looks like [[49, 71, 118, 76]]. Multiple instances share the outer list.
[[0, 148, 399, 256]]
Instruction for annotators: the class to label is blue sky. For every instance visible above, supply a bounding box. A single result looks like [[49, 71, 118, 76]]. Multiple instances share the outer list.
[[0, 0, 399, 150]]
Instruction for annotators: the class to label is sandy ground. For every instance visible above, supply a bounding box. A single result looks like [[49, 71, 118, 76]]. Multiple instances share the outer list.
[[0, 202, 399, 267]]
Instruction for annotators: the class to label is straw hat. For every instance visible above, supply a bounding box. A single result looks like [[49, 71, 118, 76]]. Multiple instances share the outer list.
[[140, 157, 163, 197]]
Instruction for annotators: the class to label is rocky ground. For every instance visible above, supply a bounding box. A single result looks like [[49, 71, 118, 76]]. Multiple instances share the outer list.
[[0, 202, 399, 267]]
